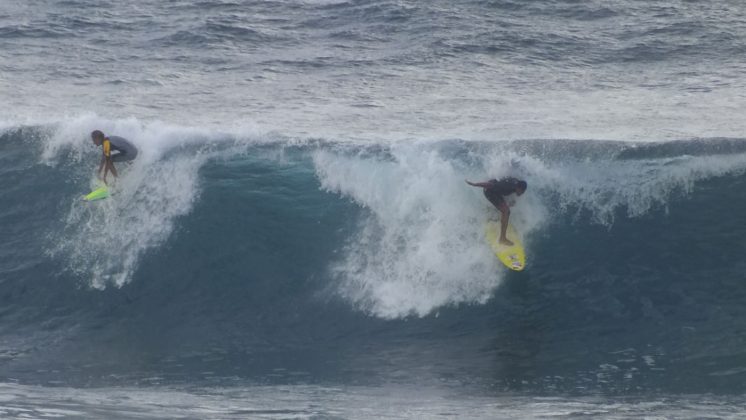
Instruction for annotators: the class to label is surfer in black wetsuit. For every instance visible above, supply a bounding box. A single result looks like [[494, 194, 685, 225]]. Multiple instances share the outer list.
[[466, 177, 527, 246], [91, 130, 138, 185]]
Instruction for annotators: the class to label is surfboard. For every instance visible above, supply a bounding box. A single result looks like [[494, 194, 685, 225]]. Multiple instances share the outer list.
[[486, 220, 526, 271], [84, 185, 109, 201]]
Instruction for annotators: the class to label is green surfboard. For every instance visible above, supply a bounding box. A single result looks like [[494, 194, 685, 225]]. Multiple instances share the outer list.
[[84, 185, 109, 201]]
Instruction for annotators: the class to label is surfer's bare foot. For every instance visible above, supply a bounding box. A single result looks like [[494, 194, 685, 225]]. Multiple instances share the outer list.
[[499, 237, 514, 246]]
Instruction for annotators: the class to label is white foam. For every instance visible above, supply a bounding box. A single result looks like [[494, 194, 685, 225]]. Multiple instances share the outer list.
[[38, 114, 228, 165], [314, 144, 547, 319], [0, 382, 744, 420], [527, 153, 746, 226]]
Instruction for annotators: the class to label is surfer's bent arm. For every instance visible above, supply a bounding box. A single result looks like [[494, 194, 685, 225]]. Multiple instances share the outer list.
[[465, 180, 492, 188]]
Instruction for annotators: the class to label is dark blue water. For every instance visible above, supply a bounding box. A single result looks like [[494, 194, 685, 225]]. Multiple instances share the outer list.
[[3, 0, 746, 418]]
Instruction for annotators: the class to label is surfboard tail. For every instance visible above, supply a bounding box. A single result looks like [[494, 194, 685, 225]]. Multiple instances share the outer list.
[[485, 221, 526, 271], [84, 186, 110, 202]]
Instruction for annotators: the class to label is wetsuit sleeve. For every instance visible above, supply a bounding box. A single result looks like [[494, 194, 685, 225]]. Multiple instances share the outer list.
[[103, 139, 111, 157]]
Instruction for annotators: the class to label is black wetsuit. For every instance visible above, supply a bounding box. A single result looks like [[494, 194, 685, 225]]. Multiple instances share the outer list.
[[483, 177, 523, 207]]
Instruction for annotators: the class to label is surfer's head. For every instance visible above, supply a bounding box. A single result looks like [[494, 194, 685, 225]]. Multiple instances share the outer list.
[[91, 130, 105, 146], [516, 180, 527, 195]]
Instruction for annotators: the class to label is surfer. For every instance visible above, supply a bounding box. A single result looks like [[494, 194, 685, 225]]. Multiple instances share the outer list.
[[466, 177, 527, 246], [91, 130, 138, 185]]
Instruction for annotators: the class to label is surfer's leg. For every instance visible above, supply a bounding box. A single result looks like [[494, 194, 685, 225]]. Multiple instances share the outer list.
[[497, 202, 514, 246], [484, 192, 514, 246]]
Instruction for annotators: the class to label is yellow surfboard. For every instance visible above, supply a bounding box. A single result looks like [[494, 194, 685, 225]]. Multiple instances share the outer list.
[[486, 221, 526, 271]]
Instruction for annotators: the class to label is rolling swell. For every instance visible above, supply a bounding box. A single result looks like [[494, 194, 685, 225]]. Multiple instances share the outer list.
[[2, 122, 746, 393]]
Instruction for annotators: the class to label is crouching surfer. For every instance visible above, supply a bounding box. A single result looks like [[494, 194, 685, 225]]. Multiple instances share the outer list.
[[466, 177, 527, 246], [91, 130, 138, 185]]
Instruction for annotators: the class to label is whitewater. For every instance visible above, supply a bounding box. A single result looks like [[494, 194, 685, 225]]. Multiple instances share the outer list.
[[3, 0, 746, 418]]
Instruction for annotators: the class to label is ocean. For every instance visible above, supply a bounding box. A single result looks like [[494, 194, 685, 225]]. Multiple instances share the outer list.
[[2, 0, 746, 418]]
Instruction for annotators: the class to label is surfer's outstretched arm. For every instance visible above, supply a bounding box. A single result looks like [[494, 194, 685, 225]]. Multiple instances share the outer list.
[[466, 180, 491, 188]]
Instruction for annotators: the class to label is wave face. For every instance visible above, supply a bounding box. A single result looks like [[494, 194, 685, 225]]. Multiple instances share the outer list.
[[2, 120, 746, 397]]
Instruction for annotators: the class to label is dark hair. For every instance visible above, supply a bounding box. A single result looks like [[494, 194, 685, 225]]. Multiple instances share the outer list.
[[91, 130, 104, 140], [517, 180, 527, 191]]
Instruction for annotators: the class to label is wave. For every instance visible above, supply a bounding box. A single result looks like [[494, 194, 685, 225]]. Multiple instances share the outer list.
[[5, 117, 746, 321], [4, 116, 746, 394]]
